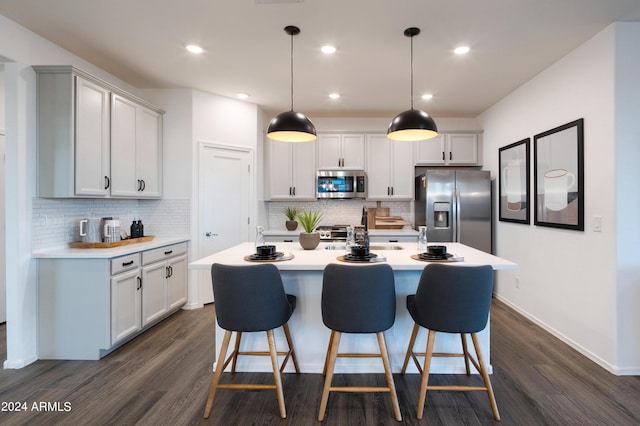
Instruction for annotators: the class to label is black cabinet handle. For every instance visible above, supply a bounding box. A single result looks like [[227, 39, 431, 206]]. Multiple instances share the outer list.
[[141, 179, 146, 191], [284, 239, 293, 242], [137, 276, 142, 290], [389, 239, 399, 243], [122, 260, 134, 267], [169, 265, 173, 278], [442, 152, 445, 161], [164, 250, 173, 255], [104, 176, 110, 190], [292, 187, 296, 196], [166, 266, 171, 279], [449, 152, 452, 161], [137, 180, 142, 191], [289, 187, 292, 196]]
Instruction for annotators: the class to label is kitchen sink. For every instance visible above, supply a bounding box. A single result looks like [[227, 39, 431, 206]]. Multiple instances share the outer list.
[[323, 244, 405, 251]]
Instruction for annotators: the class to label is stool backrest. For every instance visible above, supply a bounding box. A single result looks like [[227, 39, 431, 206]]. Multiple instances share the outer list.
[[321, 263, 396, 333], [211, 263, 292, 332], [414, 264, 494, 333]]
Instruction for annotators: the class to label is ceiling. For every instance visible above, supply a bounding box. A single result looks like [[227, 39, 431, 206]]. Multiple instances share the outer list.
[[1, 0, 640, 118]]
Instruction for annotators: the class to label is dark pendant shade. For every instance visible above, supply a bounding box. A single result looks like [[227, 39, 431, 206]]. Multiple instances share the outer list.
[[387, 108, 438, 141], [267, 110, 317, 142]]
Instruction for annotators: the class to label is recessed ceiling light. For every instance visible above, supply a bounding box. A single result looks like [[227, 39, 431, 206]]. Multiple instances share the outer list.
[[186, 44, 204, 54], [421, 94, 433, 100], [321, 45, 336, 54], [454, 45, 470, 55], [329, 93, 340, 99], [236, 93, 250, 99]]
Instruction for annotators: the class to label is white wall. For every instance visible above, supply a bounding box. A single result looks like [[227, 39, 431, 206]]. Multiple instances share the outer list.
[[480, 23, 640, 374], [614, 23, 640, 370]]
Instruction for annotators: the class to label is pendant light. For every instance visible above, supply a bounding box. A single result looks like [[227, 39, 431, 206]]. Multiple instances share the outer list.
[[387, 27, 438, 141], [267, 25, 317, 142]]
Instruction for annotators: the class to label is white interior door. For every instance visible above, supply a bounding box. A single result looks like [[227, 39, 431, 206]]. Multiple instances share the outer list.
[[199, 144, 253, 303], [0, 132, 5, 323]]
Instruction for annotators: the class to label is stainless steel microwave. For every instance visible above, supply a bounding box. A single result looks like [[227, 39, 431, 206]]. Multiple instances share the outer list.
[[317, 170, 367, 199]]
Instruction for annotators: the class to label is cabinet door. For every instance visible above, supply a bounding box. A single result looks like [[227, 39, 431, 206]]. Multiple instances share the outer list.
[[75, 76, 111, 196], [341, 134, 366, 169], [415, 135, 446, 165], [110, 95, 139, 197], [136, 107, 163, 197], [447, 133, 478, 164], [267, 141, 294, 199], [141, 261, 168, 326], [390, 139, 414, 199], [291, 141, 317, 199], [365, 134, 392, 199], [317, 134, 342, 169], [167, 255, 187, 310], [111, 269, 142, 344]]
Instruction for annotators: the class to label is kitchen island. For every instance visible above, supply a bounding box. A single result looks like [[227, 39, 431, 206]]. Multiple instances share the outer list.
[[190, 242, 517, 374]]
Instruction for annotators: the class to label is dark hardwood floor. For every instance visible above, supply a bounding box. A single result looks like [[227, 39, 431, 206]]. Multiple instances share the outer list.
[[1, 299, 640, 425]]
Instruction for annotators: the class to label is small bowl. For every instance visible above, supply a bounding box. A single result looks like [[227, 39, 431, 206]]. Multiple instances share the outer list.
[[256, 245, 276, 256], [427, 245, 447, 256], [350, 245, 369, 257]]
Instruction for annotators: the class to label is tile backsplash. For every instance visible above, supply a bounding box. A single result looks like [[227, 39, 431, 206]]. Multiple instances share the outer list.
[[33, 198, 190, 250], [264, 199, 414, 230]]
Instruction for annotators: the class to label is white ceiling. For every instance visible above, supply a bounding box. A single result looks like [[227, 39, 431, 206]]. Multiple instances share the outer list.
[[1, 0, 640, 118]]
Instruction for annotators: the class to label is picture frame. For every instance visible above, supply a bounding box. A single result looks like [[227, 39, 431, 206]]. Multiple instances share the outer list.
[[533, 118, 584, 231], [499, 138, 530, 224]]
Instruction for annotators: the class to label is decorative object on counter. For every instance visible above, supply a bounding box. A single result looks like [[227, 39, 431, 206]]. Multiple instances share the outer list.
[[130, 219, 145, 238], [345, 226, 355, 253], [296, 209, 323, 250], [283, 206, 299, 231], [103, 219, 120, 243], [266, 25, 317, 143], [79, 218, 101, 243], [255, 226, 265, 248], [417, 226, 428, 251], [387, 27, 438, 142], [69, 235, 155, 249]]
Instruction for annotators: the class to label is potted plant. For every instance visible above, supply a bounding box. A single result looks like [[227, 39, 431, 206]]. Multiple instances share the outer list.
[[283, 206, 299, 231], [296, 209, 324, 250]]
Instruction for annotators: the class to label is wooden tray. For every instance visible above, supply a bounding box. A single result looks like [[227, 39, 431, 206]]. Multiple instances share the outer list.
[[69, 235, 155, 249]]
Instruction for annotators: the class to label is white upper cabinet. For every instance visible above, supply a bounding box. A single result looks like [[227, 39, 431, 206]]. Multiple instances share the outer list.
[[366, 134, 414, 200], [317, 134, 366, 170], [415, 133, 480, 166], [266, 139, 317, 200], [111, 94, 163, 198], [34, 66, 163, 198]]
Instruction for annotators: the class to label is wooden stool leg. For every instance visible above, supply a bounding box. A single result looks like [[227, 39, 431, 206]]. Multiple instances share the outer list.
[[460, 333, 471, 375], [283, 323, 300, 373], [471, 333, 501, 421], [322, 330, 336, 376], [401, 323, 420, 374], [266, 329, 287, 419], [417, 329, 436, 420], [203, 329, 232, 419], [231, 331, 242, 374], [318, 331, 341, 421], [377, 332, 402, 421]]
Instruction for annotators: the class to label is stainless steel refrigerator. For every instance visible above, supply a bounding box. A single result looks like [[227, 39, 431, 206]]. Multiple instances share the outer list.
[[414, 169, 492, 253]]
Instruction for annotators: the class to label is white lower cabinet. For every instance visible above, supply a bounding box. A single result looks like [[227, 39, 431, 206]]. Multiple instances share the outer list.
[[38, 241, 188, 360]]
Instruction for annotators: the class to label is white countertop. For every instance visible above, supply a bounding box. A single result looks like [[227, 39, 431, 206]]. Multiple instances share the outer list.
[[263, 229, 419, 236], [189, 241, 517, 271], [33, 236, 190, 259]]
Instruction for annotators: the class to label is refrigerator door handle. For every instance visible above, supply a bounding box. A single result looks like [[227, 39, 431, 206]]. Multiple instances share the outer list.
[[454, 188, 461, 242]]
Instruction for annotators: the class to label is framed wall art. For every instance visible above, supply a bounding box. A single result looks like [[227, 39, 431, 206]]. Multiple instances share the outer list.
[[499, 138, 530, 224], [533, 118, 584, 231]]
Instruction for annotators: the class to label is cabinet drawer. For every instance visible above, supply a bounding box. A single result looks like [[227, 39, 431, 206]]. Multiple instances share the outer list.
[[142, 242, 188, 265], [111, 253, 141, 275]]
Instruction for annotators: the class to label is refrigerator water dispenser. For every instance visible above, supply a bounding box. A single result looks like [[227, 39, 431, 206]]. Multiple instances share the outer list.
[[434, 202, 450, 228]]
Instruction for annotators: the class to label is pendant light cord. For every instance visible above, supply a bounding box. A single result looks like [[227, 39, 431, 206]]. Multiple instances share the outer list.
[[290, 32, 294, 111], [410, 34, 414, 110]]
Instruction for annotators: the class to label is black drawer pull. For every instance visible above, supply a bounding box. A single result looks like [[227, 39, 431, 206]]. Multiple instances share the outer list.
[[164, 250, 173, 255], [122, 260, 134, 267], [389, 239, 399, 243], [284, 239, 293, 242]]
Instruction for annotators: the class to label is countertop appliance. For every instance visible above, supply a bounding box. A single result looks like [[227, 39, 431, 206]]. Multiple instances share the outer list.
[[415, 169, 492, 253], [317, 170, 366, 199], [317, 225, 349, 241]]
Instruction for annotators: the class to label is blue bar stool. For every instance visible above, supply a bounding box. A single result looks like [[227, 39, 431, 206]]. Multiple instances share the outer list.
[[318, 263, 402, 422], [203, 263, 299, 419], [401, 263, 500, 420]]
